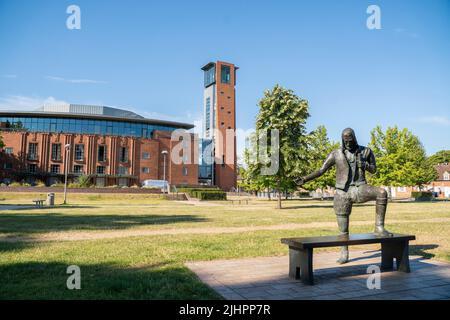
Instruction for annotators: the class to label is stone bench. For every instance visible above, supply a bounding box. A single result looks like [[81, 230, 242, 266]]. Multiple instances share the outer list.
[[32, 199, 45, 207], [281, 233, 416, 285]]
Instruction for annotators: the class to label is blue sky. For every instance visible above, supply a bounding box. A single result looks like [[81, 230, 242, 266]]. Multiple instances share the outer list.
[[0, 0, 449, 157]]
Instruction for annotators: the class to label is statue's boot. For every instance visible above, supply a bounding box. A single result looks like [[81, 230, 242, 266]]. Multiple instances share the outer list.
[[374, 197, 393, 237], [336, 215, 350, 264]]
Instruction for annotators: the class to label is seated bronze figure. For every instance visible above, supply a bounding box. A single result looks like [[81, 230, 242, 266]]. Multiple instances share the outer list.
[[297, 128, 393, 264]]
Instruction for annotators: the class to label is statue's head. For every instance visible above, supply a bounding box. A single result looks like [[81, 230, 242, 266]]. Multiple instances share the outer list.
[[341, 128, 358, 151]]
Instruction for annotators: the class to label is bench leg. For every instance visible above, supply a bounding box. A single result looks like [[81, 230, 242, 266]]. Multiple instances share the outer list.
[[299, 248, 314, 285], [381, 241, 411, 273], [289, 248, 301, 280], [289, 248, 314, 285]]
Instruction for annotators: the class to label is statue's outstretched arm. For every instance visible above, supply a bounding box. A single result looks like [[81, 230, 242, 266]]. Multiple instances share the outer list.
[[297, 151, 335, 185]]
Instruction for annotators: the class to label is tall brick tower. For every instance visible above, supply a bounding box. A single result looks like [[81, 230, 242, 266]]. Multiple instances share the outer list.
[[201, 61, 237, 191]]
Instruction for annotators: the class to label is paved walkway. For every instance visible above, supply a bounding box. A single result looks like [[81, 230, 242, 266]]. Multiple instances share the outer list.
[[186, 250, 450, 300]]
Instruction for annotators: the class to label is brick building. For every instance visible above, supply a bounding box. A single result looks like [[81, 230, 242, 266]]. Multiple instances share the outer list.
[[0, 104, 198, 187], [200, 61, 238, 190], [389, 163, 450, 199]]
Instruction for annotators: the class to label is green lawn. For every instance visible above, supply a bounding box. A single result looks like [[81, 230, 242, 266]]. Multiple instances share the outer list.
[[0, 192, 449, 299]]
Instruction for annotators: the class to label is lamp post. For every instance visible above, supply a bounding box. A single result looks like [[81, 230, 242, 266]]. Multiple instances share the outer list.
[[161, 150, 168, 194], [63, 143, 71, 204]]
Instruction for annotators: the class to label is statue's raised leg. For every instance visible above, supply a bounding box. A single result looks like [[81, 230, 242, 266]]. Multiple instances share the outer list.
[[375, 189, 393, 237], [336, 215, 349, 264]]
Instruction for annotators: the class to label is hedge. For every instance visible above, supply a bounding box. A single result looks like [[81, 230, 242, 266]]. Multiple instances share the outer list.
[[197, 191, 227, 201], [411, 191, 433, 201]]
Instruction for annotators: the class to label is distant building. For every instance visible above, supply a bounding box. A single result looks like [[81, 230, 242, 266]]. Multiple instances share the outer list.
[[0, 61, 239, 190], [390, 163, 450, 198], [0, 104, 198, 187]]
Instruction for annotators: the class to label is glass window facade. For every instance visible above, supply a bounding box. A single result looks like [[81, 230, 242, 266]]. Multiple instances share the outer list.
[[28, 143, 38, 160], [119, 147, 128, 162], [73, 165, 83, 174], [75, 144, 84, 161], [204, 65, 216, 87], [50, 164, 60, 174], [221, 65, 231, 84], [51, 144, 61, 161], [205, 97, 211, 134], [118, 166, 128, 175], [0, 116, 183, 139], [142, 152, 150, 159], [98, 145, 107, 162]]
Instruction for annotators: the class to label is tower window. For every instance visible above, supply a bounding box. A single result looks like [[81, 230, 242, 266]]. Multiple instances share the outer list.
[[204, 65, 216, 87], [221, 65, 231, 84], [205, 97, 211, 133]]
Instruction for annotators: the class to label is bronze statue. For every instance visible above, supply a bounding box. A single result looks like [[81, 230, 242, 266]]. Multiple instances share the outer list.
[[297, 128, 392, 264]]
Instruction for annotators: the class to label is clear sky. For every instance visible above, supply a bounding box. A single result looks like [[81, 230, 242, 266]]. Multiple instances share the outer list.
[[0, 0, 449, 157]]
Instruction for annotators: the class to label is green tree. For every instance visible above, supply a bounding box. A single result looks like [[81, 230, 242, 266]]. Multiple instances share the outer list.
[[368, 126, 437, 196], [245, 85, 310, 209], [427, 150, 450, 165], [0, 133, 4, 149], [302, 125, 339, 199]]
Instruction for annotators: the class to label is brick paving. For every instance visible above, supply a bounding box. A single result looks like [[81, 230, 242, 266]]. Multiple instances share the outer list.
[[186, 250, 450, 300]]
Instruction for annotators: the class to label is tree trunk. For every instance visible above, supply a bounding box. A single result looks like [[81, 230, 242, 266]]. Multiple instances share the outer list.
[[320, 188, 324, 201], [277, 179, 282, 209]]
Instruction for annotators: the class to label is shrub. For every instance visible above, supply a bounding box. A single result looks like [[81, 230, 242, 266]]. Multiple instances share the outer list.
[[412, 191, 433, 201], [35, 180, 46, 187], [9, 182, 22, 187], [51, 183, 65, 188], [67, 183, 81, 188], [197, 190, 227, 201], [77, 175, 92, 188]]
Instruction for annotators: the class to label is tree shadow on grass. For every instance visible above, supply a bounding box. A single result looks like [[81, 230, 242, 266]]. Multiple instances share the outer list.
[[0, 261, 221, 300], [0, 213, 209, 235]]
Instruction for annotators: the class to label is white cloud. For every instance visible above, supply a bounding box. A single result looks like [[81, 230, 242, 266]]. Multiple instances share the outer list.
[[0, 95, 68, 111], [418, 116, 450, 126], [1, 74, 17, 79], [45, 75, 107, 84], [394, 28, 420, 39]]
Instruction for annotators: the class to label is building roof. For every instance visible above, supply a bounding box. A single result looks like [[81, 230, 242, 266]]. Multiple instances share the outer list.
[[0, 104, 194, 129], [435, 163, 450, 180]]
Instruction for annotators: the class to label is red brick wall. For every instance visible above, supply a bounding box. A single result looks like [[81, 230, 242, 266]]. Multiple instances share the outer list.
[[0, 130, 198, 186], [214, 61, 237, 191]]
